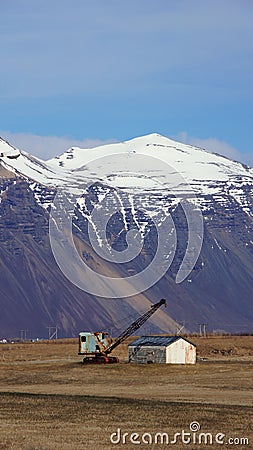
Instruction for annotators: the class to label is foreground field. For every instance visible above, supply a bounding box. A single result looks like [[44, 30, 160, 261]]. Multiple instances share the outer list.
[[0, 336, 252, 449]]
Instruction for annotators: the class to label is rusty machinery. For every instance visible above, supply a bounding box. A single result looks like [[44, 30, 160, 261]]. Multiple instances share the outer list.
[[78, 298, 167, 364]]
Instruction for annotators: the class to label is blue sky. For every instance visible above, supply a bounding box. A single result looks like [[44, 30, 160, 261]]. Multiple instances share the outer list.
[[0, 0, 253, 163]]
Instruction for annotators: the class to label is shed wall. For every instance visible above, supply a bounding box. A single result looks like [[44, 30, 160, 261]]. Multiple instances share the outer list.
[[129, 346, 166, 364], [166, 339, 196, 364]]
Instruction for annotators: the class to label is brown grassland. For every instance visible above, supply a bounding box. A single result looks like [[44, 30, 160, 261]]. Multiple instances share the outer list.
[[0, 335, 252, 449]]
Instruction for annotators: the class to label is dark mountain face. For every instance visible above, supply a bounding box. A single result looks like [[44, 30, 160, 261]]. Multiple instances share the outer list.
[[0, 134, 253, 338]]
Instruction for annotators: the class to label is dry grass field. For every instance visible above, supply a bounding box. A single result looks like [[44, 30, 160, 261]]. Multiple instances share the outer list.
[[0, 336, 252, 449]]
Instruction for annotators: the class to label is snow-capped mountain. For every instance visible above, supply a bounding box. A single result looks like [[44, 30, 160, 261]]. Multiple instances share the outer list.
[[0, 133, 253, 338], [3, 132, 252, 186], [48, 132, 252, 183], [3, 132, 253, 216]]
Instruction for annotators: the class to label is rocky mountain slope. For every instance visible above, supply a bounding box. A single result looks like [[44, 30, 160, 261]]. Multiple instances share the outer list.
[[0, 134, 252, 338]]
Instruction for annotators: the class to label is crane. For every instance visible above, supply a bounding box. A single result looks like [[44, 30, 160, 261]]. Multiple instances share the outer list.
[[78, 298, 167, 363]]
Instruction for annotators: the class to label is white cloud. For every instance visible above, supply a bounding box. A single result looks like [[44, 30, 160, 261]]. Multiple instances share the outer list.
[[0, 131, 117, 160]]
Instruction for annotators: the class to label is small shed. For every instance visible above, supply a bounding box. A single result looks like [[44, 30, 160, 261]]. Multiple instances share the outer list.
[[128, 336, 196, 364]]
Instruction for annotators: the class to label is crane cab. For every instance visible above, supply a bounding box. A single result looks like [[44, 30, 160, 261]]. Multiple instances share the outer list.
[[78, 331, 118, 364], [78, 332, 111, 355]]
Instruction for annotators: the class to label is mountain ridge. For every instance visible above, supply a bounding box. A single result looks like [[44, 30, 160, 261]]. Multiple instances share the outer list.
[[0, 133, 252, 338]]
